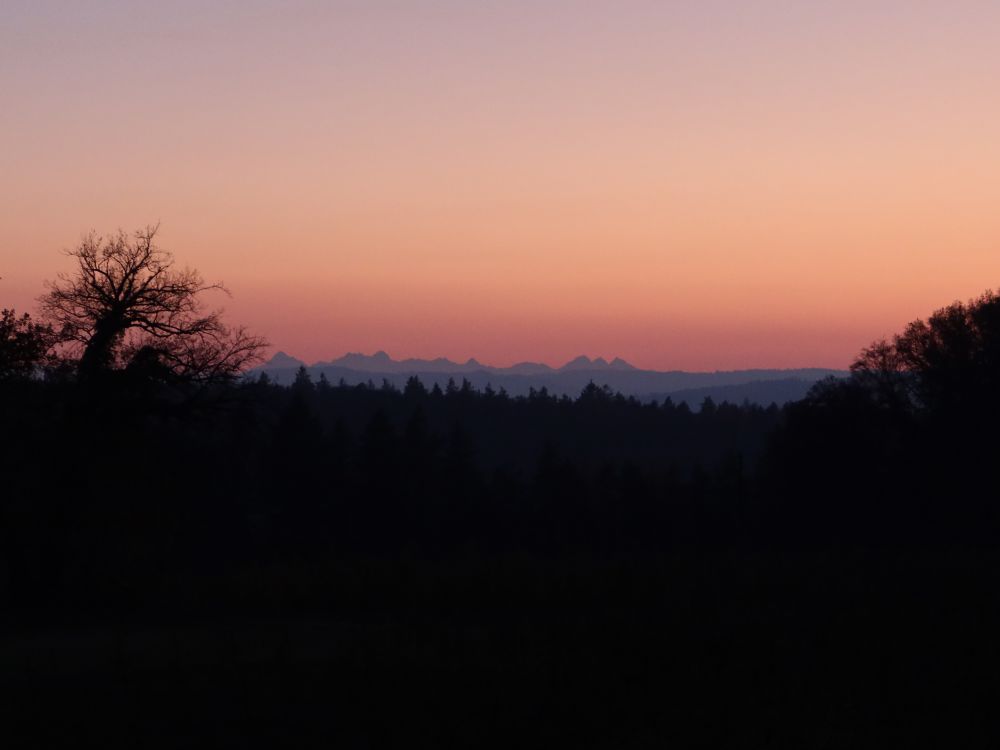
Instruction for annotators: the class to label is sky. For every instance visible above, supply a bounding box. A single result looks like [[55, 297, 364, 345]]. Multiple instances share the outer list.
[[2, 1, 999, 370]]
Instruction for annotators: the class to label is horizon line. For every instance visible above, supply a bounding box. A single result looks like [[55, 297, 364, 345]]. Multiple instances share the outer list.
[[260, 349, 850, 374]]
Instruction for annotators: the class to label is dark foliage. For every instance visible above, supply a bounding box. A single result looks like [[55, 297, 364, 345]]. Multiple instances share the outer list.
[[0, 308, 54, 381]]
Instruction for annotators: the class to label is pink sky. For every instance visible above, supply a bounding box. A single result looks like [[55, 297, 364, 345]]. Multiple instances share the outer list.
[[3, 1, 1000, 370]]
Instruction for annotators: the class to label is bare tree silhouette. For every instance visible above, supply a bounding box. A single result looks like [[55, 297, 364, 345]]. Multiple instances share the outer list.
[[40, 225, 266, 383]]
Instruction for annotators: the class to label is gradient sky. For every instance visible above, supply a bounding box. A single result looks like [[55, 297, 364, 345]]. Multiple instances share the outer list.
[[3, 1, 999, 370]]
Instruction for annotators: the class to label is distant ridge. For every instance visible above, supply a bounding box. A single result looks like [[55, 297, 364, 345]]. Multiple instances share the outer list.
[[314, 351, 495, 374], [277, 351, 642, 375], [251, 351, 845, 406]]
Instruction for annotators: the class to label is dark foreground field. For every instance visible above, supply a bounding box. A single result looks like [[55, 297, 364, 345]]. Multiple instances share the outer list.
[[5, 554, 997, 748]]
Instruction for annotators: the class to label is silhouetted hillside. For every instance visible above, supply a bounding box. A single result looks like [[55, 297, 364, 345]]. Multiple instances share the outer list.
[[646, 377, 823, 408]]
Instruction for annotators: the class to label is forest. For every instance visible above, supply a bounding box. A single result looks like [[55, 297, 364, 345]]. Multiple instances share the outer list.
[[2, 231, 999, 746]]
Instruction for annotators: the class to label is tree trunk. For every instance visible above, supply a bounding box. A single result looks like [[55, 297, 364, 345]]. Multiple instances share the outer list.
[[78, 317, 124, 378]]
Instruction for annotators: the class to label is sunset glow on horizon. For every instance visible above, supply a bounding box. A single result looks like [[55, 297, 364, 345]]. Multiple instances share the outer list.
[[3, 1, 1000, 370]]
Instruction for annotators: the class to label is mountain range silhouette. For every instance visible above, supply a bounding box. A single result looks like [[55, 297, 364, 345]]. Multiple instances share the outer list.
[[253, 351, 844, 406]]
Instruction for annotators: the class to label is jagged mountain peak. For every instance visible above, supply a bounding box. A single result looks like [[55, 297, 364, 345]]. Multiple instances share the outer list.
[[264, 351, 305, 368], [561, 355, 594, 370], [560, 355, 636, 371], [610, 357, 637, 371]]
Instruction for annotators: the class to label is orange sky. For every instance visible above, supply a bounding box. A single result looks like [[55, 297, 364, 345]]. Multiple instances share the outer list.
[[3, 1, 999, 370]]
